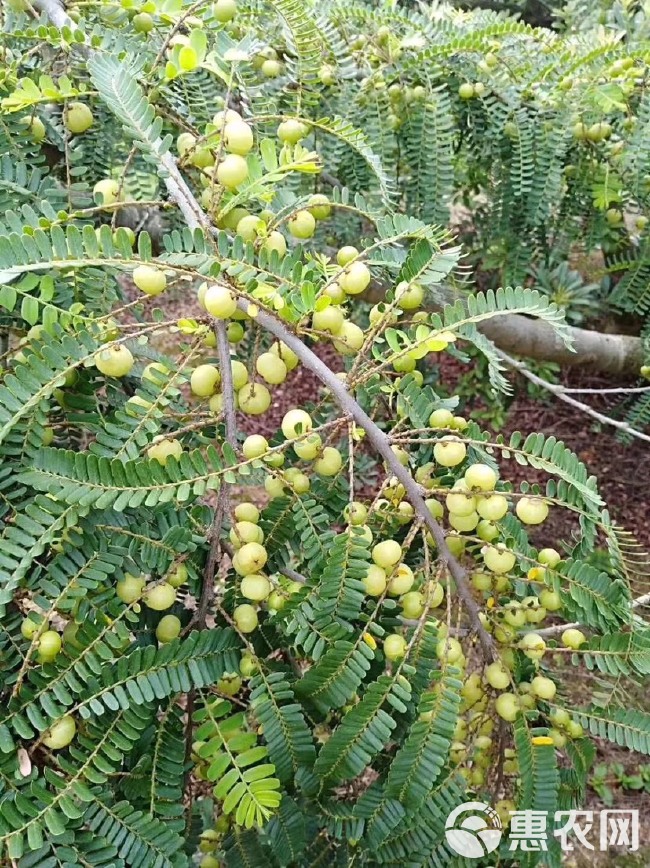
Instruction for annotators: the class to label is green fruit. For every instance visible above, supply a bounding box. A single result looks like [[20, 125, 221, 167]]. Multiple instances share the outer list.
[[204, 285, 237, 318], [372, 540, 402, 570], [384, 633, 407, 660], [217, 672, 242, 695], [308, 194, 331, 221], [261, 231, 287, 258], [95, 344, 134, 377], [242, 434, 269, 459], [336, 246, 358, 266], [156, 614, 181, 642], [277, 119, 307, 144], [229, 520, 263, 547], [37, 630, 62, 663], [531, 675, 556, 700], [313, 305, 344, 334], [464, 463, 498, 492], [388, 563, 414, 596], [236, 215, 264, 241], [340, 262, 371, 295], [21, 616, 47, 640], [256, 352, 287, 385], [223, 120, 253, 155], [476, 494, 508, 521], [261, 59, 282, 78], [93, 178, 120, 206], [233, 603, 258, 632], [458, 82, 475, 99], [117, 573, 146, 603], [133, 12, 154, 32], [147, 438, 183, 464], [213, 0, 237, 22], [234, 502, 260, 523], [401, 590, 424, 619], [483, 544, 515, 574], [22, 115, 46, 142], [428, 408, 454, 429], [485, 661, 510, 690], [64, 102, 93, 134], [332, 320, 364, 354], [143, 582, 176, 611], [133, 265, 167, 296], [238, 382, 271, 415], [240, 574, 271, 601], [287, 210, 316, 239], [516, 497, 549, 525], [191, 364, 221, 397], [233, 542, 267, 575], [344, 502, 368, 526], [363, 564, 387, 596], [520, 632, 546, 661], [230, 360, 249, 389], [167, 563, 188, 588], [495, 692, 519, 722], [433, 437, 466, 467], [216, 154, 248, 189], [562, 628, 586, 650], [281, 409, 312, 439], [43, 715, 76, 749], [314, 446, 342, 476]]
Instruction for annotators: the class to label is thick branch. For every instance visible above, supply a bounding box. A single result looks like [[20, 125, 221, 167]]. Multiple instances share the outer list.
[[213, 318, 237, 449], [363, 284, 644, 376]]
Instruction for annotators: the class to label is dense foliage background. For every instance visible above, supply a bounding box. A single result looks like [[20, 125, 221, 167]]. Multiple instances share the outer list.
[[0, 0, 649, 866]]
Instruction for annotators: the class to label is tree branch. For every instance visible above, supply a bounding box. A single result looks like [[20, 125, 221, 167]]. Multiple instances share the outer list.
[[213, 318, 237, 449]]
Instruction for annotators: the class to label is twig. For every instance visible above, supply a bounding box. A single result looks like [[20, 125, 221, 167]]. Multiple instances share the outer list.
[[498, 350, 650, 445]]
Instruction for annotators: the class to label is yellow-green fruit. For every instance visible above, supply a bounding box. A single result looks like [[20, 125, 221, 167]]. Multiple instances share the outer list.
[[242, 434, 269, 459], [363, 564, 387, 596], [531, 675, 556, 700], [93, 178, 120, 206], [287, 210, 316, 239], [240, 574, 271, 601], [22, 115, 46, 142], [333, 321, 364, 354], [516, 496, 549, 525], [147, 438, 183, 465], [204, 285, 237, 318], [477, 494, 508, 521], [238, 382, 271, 415], [312, 305, 344, 334], [485, 661, 510, 690], [143, 582, 176, 611], [562, 628, 586, 650], [340, 262, 371, 295], [388, 563, 414, 596], [345, 501, 368, 526], [231, 360, 249, 389], [156, 614, 181, 642], [216, 154, 249, 189], [95, 344, 134, 378], [233, 542, 267, 575], [483, 544, 516, 574], [256, 352, 287, 385], [281, 409, 312, 439], [117, 573, 146, 603], [308, 194, 331, 221], [223, 120, 253, 155], [520, 632, 546, 661], [43, 715, 76, 749], [314, 446, 343, 476], [495, 692, 519, 722], [372, 540, 402, 569], [277, 119, 307, 144], [64, 102, 94, 134], [133, 265, 167, 296], [233, 603, 258, 633], [401, 591, 424, 619], [167, 563, 188, 588], [271, 341, 299, 371], [261, 231, 287, 258], [428, 408, 454, 429], [133, 11, 154, 32], [37, 630, 62, 663], [464, 463, 498, 492], [213, 0, 237, 22], [384, 633, 407, 660], [433, 437, 467, 467], [191, 364, 221, 397]]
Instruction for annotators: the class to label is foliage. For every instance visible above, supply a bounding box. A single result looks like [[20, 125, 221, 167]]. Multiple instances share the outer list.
[[0, 1, 648, 867]]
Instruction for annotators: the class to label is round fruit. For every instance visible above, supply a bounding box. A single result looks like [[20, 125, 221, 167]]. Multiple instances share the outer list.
[[433, 437, 467, 467], [64, 102, 93, 134], [277, 119, 307, 144], [336, 246, 358, 266], [312, 306, 344, 334], [191, 364, 221, 397], [147, 438, 182, 464], [428, 581, 444, 608], [167, 563, 188, 588], [238, 382, 271, 415], [236, 215, 264, 241], [477, 520, 499, 542], [538, 548, 561, 567], [446, 485, 476, 517], [282, 409, 312, 439], [287, 210, 316, 239], [340, 262, 371, 295], [401, 591, 424, 619], [436, 637, 463, 664], [22, 115, 46, 142], [95, 344, 134, 377], [428, 408, 454, 429], [217, 672, 242, 695], [372, 540, 402, 569], [261, 59, 282, 78], [363, 565, 387, 596], [143, 582, 176, 611], [388, 563, 414, 596], [531, 675, 556, 700], [314, 446, 343, 476], [520, 632, 546, 661], [37, 630, 62, 663], [234, 503, 260, 524], [458, 82, 475, 99], [516, 497, 549, 525], [223, 120, 253, 155], [117, 573, 146, 603], [345, 502, 368, 526], [262, 231, 287, 258], [333, 321, 364, 354], [231, 360, 249, 389], [495, 692, 519, 722], [485, 661, 510, 690], [43, 715, 76, 749], [395, 281, 423, 310], [562, 628, 587, 650], [240, 574, 271, 601], [133, 265, 167, 296], [93, 178, 120, 206], [233, 542, 267, 575], [233, 603, 258, 633], [21, 617, 47, 640], [242, 434, 269, 459], [483, 544, 516, 574], [204, 285, 237, 318], [449, 511, 479, 532], [133, 11, 154, 32], [156, 614, 181, 643], [464, 463, 498, 492], [384, 633, 407, 660], [216, 154, 248, 189], [271, 341, 299, 371], [308, 194, 331, 221], [476, 494, 508, 521], [230, 521, 264, 548], [142, 361, 170, 383], [256, 352, 287, 385], [539, 589, 561, 611]]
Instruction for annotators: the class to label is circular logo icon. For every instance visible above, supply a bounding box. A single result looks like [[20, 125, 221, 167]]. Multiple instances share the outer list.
[[445, 801, 503, 859]]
